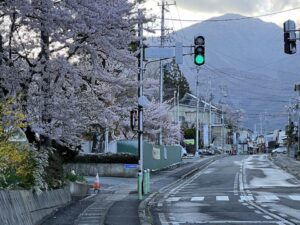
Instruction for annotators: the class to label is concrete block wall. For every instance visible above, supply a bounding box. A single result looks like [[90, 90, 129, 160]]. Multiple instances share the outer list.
[[0, 188, 71, 225], [64, 163, 138, 177]]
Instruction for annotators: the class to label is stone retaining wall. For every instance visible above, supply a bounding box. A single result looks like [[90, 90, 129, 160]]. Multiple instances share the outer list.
[[64, 163, 138, 177], [0, 188, 71, 225]]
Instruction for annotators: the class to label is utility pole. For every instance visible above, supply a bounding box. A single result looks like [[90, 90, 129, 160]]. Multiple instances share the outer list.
[[158, 0, 175, 145], [104, 128, 109, 153], [137, 9, 144, 199], [196, 71, 199, 149], [0, 35, 2, 66], [295, 84, 300, 157], [220, 85, 227, 152], [173, 90, 176, 123], [177, 85, 180, 124], [298, 101, 300, 157], [209, 79, 212, 146], [259, 113, 263, 135]]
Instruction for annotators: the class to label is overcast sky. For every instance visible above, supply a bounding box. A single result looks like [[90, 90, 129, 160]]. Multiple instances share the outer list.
[[143, 0, 300, 32]]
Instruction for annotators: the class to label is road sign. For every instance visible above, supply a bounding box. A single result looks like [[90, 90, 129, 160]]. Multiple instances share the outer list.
[[144, 43, 183, 64], [145, 48, 173, 59]]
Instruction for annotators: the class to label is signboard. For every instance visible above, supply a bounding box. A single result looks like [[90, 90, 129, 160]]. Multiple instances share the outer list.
[[144, 43, 183, 64], [152, 146, 161, 160], [145, 48, 173, 59], [124, 164, 139, 169], [184, 139, 194, 145], [203, 124, 209, 146]]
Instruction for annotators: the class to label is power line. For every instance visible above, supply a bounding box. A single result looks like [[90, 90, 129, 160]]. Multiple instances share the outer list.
[[162, 6, 300, 23]]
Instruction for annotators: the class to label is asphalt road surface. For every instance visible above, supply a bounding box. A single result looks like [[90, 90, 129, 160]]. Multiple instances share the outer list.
[[149, 154, 300, 225]]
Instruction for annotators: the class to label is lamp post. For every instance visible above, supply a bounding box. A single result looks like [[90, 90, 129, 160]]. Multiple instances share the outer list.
[[186, 93, 199, 153]]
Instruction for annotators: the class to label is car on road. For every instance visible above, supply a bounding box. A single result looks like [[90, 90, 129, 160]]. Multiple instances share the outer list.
[[272, 147, 287, 154]]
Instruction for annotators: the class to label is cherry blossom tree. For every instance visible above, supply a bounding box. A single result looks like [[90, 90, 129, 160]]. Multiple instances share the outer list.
[[0, 0, 139, 148]]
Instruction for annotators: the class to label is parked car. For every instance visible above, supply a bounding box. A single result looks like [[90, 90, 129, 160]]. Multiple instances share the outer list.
[[198, 149, 215, 156], [175, 144, 187, 157], [272, 147, 287, 154]]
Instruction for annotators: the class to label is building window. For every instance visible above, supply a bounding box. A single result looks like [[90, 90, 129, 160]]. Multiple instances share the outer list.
[[179, 116, 185, 122]]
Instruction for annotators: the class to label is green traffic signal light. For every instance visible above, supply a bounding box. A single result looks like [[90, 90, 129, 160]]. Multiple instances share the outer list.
[[194, 36, 205, 66], [195, 55, 204, 65]]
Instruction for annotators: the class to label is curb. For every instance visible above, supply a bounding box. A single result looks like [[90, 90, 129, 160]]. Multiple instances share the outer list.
[[138, 192, 158, 225], [138, 154, 225, 225]]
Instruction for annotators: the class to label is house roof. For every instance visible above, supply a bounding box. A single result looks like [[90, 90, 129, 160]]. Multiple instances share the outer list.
[[179, 93, 219, 110]]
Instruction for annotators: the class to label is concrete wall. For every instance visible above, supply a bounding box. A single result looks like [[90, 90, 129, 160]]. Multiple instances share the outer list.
[[117, 141, 182, 171], [0, 188, 71, 225], [64, 163, 138, 177], [81, 140, 93, 153]]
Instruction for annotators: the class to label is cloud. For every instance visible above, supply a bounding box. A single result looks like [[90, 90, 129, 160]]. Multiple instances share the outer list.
[[176, 0, 300, 15]]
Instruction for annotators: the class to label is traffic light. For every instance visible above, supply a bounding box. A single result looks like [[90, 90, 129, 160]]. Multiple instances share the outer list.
[[194, 36, 205, 65], [130, 109, 138, 131], [284, 20, 297, 54]]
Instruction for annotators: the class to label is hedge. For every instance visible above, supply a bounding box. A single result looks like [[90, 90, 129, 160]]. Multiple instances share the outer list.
[[65, 153, 138, 164]]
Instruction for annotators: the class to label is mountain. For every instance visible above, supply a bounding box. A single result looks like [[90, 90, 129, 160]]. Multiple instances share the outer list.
[[164, 13, 300, 131]]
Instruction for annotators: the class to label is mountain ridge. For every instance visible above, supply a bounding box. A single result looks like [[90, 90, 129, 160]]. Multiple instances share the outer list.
[[168, 13, 300, 131]]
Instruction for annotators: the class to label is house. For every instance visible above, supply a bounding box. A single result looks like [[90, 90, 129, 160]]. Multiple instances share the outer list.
[[169, 93, 229, 148]]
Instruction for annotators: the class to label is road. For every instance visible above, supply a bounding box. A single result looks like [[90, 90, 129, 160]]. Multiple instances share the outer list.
[[148, 154, 300, 225]]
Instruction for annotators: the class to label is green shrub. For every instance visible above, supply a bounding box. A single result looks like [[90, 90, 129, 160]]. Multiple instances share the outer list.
[[0, 97, 48, 192], [65, 170, 86, 183], [0, 143, 36, 189], [66, 153, 138, 164]]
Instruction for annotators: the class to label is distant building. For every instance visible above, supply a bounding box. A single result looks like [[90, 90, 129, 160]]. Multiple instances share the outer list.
[[168, 93, 228, 148]]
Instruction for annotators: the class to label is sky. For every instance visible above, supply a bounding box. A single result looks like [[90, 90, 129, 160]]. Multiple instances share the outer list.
[[143, 0, 300, 32]]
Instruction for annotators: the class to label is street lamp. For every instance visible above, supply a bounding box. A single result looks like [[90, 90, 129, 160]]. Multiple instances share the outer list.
[[186, 93, 199, 153]]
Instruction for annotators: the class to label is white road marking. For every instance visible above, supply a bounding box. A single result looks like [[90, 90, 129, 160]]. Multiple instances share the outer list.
[[240, 195, 254, 201], [158, 213, 168, 224], [166, 197, 181, 202], [289, 195, 300, 200], [157, 203, 163, 207], [191, 197, 204, 201], [234, 172, 239, 195], [239, 173, 244, 192], [216, 196, 229, 201], [264, 195, 279, 201], [160, 221, 283, 224], [256, 195, 279, 202], [254, 210, 262, 214], [263, 215, 273, 220], [279, 213, 288, 218]]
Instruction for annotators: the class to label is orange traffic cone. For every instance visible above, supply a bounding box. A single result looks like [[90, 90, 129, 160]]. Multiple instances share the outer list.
[[93, 173, 101, 193]]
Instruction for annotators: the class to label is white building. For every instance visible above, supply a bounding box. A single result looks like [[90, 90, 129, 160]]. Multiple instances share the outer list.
[[169, 93, 228, 148]]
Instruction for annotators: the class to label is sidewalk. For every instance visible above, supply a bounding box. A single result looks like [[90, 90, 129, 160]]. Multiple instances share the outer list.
[[270, 154, 300, 180], [41, 177, 137, 225], [105, 155, 223, 225], [41, 155, 221, 225]]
